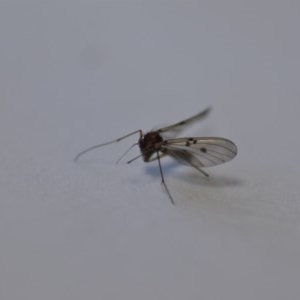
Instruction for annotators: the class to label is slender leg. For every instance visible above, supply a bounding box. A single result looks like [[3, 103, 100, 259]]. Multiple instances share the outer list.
[[127, 153, 144, 164], [195, 167, 209, 177], [157, 151, 175, 205], [117, 143, 138, 164], [127, 149, 166, 164], [148, 152, 167, 162]]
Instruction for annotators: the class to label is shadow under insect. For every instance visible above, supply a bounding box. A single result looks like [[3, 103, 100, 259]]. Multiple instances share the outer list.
[[144, 159, 242, 188]]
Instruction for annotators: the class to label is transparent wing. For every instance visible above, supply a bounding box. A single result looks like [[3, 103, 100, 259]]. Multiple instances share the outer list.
[[162, 137, 237, 168], [155, 107, 211, 138]]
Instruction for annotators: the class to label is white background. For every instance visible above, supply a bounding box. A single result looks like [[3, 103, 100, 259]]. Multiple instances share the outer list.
[[1, 1, 300, 299]]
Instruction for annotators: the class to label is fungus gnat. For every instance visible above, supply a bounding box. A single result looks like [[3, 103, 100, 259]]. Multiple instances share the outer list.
[[74, 107, 237, 204]]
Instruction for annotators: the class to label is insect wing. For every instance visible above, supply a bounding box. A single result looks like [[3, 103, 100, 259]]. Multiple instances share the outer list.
[[155, 107, 211, 138], [163, 137, 237, 167]]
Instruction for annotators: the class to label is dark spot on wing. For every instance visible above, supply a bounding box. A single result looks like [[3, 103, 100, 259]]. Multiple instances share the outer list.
[[200, 147, 207, 153], [193, 140, 197, 144]]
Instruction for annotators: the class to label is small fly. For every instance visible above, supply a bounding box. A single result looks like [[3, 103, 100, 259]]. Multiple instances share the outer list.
[[74, 107, 237, 204]]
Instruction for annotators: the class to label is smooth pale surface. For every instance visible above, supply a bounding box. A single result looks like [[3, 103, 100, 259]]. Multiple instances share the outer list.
[[1, 2, 300, 300]]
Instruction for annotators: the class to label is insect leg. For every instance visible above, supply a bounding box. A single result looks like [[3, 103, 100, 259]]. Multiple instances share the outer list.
[[194, 167, 209, 177], [147, 152, 167, 162], [157, 151, 175, 205], [127, 153, 144, 164], [116, 143, 139, 164]]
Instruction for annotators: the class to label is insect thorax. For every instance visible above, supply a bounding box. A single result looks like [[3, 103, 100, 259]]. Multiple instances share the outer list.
[[139, 131, 163, 162]]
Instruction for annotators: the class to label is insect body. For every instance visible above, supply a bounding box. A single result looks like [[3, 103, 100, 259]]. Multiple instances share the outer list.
[[139, 131, 163, 162], [74, 107, 237, 204]]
